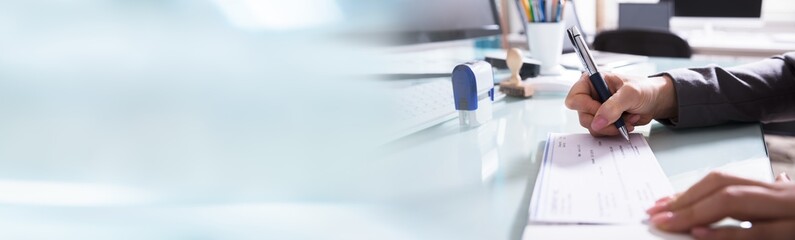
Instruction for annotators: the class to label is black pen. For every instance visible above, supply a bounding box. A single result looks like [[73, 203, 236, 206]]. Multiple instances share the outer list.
[[566, 26, 630, 142]]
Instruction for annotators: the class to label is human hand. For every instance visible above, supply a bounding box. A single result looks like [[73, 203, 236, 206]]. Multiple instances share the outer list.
[[564, 72, 677, 137], [647, 171, 795, 240]]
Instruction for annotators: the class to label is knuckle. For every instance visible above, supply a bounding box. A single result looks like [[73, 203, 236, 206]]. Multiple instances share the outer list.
[[719, 186, 745, 200], [716, 186, 744, 213], [706, 171, 728, 183], [564, 97, 577, 109]]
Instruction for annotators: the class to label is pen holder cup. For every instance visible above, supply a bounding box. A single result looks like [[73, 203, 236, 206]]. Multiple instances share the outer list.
[[524, 21, 566, 76]]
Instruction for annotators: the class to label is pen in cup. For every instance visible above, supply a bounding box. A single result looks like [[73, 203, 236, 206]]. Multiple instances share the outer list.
[[520, 0, 566, 23], [566, 26, 631, 142]]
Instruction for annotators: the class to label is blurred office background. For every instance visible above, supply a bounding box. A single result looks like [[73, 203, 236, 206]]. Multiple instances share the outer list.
[[501, 0, 795, 59], [0, 0, 408, 239]]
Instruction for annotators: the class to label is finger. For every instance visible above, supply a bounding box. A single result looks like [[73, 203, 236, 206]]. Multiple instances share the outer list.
[[647, 193, 682, 215], [591, 87, 641, 130], [600, 72, 627, 93], [566, 94, 602, 115], [589, 119, 620, 136], [627, 114, 641, 125], [589, 115, 636, 137], [588, 113, 635, 136], [578, 112, 620, 137], [578, 112, 594, 129], [565, 79, 603, 115], [587, 128, 609, 138], [625, 114, 654, 127], [652, 185, 788, 232], [583, 72, 625, 107], [635, 115, 654, 126], [666, 171, 772, 212], [565, 74, 595, 109], [656, 193, 682, 204], [691, 220, 795, 240]]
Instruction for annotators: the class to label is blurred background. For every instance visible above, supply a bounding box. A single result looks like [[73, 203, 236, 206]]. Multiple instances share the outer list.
[[0, 0, 405, 239]]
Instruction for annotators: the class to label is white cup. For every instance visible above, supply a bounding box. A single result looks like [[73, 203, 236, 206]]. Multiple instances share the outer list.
[[525, 21, 566, 76]]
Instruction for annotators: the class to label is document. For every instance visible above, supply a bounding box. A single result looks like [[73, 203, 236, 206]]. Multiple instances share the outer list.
[[522, 224, 693, 240], [529, 133, 674, 224]]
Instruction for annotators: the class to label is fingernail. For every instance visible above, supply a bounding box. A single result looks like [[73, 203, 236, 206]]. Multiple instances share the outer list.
[[650, 212, 674, 230], [781, 172, 791, 182], [691, 227, 711, 238], [655, 195, 675, 204], [591, 116, 608, 130], [646, 204, 666, 215]]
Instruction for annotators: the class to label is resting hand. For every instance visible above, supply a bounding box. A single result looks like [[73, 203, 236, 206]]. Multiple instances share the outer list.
[[564, 72, 677, 137], [647, 171, 795, 240]]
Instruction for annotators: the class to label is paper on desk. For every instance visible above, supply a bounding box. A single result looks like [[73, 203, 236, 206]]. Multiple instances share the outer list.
[[523, 224, 693, 240], [529, 133, 674, 224]]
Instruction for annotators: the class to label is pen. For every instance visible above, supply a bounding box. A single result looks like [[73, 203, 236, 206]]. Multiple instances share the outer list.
[[524, 0, 535, 22], [566, 26, 631, 142], [538, 0, 546, 22]]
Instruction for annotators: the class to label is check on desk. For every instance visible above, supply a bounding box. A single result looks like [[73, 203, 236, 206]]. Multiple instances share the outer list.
[[529, 133, 674, 224]]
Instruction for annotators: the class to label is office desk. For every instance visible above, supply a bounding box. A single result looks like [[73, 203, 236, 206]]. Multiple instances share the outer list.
[[371, 57, 772, 239], [382, 98, 771, 239], [0, 55, 772, 239]]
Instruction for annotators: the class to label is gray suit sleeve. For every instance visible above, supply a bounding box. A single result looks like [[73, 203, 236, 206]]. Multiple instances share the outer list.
[[654, 52, 795, 128]]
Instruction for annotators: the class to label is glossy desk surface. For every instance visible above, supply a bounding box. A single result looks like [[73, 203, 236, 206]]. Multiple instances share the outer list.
[[370, 57, 770, 239], [381, 92, 771, 239], [0, 55, 772, 239]]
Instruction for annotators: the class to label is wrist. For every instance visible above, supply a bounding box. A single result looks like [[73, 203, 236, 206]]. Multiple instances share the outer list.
[[652, 75, 678, 119]]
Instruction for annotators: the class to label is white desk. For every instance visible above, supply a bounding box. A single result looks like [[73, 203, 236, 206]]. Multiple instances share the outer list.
[[0, 16, 774, 237], [369, 57, 771, 239], [380, 92, 771, 239], [0, 92, 769, 240]]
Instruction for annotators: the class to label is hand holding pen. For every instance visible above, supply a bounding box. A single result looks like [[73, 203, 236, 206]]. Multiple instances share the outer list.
[[563, 28, 679, 139]]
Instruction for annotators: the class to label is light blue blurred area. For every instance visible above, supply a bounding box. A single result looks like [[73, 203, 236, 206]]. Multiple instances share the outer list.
[[0, 0, 405, 238]]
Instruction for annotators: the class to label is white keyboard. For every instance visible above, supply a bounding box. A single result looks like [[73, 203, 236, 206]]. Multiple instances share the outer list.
[[392, 78, 457, 139]]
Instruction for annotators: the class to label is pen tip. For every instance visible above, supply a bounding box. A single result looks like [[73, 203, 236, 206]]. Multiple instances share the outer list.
[[619, 127, 630, 143]]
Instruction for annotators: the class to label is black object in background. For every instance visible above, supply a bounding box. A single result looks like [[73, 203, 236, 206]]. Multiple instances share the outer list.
[[592, 29, 692, 58], [673, 0, 763, 18], [484, 56, 540, 79]]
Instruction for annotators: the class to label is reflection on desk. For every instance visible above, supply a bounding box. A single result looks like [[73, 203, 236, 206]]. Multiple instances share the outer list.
[[384, 90, 771, 238]]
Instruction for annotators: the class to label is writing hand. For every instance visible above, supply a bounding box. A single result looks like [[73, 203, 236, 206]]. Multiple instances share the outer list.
[[565, 72, 677, 137]]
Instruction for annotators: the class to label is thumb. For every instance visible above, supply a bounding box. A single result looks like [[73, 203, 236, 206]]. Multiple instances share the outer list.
[[591, 87, 638, 130]]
